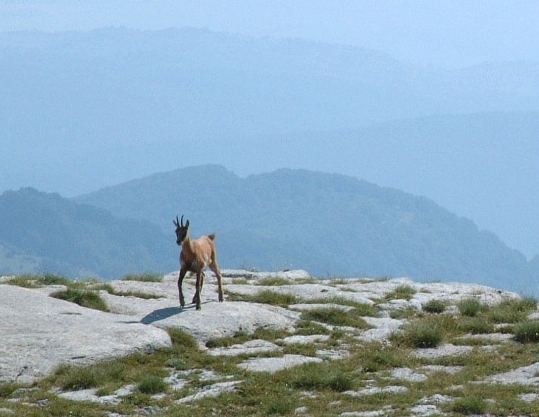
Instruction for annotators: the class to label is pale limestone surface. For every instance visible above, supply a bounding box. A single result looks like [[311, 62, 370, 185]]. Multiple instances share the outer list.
[[0, 285, 171, 383], [0, 266, 530, 405]]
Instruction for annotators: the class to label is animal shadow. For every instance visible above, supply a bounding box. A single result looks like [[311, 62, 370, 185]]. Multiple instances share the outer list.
[[140, 306, 184, 324]]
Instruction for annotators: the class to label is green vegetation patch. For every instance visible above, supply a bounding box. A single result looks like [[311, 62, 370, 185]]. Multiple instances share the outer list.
[[487, 297, 537, 324], [53, 361, 127, 391], [309, 296, 379, 317], [5, 273, 72, 288], [226, 289, 300, 307], [422, 299, 446, 314], [300, 307, 370, 329], [457, 316, 495, 335], [457, 298, 485, 317], [514, 321, 539, 343], [385, 284, 416, 301], [121, 272, 163, 282], [392, 318, 444, 349], [449, 396, 488, 415], [136, 374, 168, 394], [280, 361, 354, 392], [50, 288, 109, 312], [256, 276, 292, 286]]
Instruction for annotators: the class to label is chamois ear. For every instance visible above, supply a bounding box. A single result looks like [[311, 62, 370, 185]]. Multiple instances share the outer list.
[[185, 219, 190, 229]]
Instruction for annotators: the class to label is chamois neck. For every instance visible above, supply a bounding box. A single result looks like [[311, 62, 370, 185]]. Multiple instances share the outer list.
[[181, 234, 193, 251]]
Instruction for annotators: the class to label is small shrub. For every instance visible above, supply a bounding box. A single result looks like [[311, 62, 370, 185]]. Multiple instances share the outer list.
[[136, 374, 167, 394], [397, 320, 443, 348], [450, 396, 488, 415], [288, 362, 353, 392], [457, 298, 483, 317], [514, 321, 539, 343], [423, 299, 446, 314], [168, 328, 199, 349], [385, 284, 416, 301], [458, 317, 495, 334], [50, 288, 109, 312]]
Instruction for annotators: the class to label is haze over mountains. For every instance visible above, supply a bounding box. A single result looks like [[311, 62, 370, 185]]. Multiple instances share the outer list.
[[1, 27, 538, 291], [1, 28, 539, 258]]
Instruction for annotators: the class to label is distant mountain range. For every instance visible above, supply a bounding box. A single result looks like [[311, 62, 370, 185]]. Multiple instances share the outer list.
[[0, 187, 175, 278], [3, 166, 534, 294]]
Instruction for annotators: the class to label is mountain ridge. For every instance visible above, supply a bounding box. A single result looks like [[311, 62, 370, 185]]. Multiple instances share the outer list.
[[75, 165, 537, 294]]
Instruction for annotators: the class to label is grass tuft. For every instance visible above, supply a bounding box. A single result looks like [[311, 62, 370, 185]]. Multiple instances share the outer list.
[[394, 319, 443, 348], [385, 284, 416, 301], [287, 362, 353, 392], [457, 298, 484, 317], [422, 299, 446, 314], [450, 396, 488, 415], [6, 273, 72, 288], [121, 272, 163, 282], [136, 374, 168, 394], [300, 307, 370, 329], [50, 288, 109, 312], [256, 276, 292, 286], [168, 328, 199, 349], [513, 321, 539, 343], [227, 289, 300, 307]]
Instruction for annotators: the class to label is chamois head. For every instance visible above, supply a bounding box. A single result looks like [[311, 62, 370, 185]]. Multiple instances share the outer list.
[[173, 215, 190, 246]]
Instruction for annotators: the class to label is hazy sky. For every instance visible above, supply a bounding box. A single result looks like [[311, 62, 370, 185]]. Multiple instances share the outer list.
[[1, 0, 538, 68]]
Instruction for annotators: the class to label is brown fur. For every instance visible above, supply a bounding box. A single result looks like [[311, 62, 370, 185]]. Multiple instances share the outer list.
[[173, 216, 223, 310]]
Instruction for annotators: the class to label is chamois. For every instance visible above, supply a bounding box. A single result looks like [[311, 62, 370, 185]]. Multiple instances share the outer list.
[[173, 215, 224, 310]]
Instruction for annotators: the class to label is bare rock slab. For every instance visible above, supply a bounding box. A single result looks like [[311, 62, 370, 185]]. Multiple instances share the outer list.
[[238, 354, 323, 373], [145, 301, 299, 344], [0, 285, 171, 383]]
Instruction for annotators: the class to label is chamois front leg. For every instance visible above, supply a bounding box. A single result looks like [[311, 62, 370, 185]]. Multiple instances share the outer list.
[[191, 271, 205, 304], [178, 267, 188, 307]]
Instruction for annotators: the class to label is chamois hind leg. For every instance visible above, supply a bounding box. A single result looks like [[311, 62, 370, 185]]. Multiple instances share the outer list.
[[178, 267, 188, 307], [209, 258, 224, 303]]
